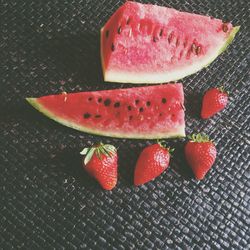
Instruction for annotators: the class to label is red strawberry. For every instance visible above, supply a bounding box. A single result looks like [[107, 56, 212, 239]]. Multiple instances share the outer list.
[[201, 87, 229, 119], [134, 141, 173, 186], [80, 143, 118, 190], [185, 134, 217, 180]]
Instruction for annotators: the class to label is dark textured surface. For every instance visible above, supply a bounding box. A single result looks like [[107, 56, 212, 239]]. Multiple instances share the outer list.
[[1, 0, 250, 249]]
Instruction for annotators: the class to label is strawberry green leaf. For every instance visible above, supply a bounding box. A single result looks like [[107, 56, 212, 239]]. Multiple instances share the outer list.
[[168, 148, 175, 153], [80, 147, 90, 155], [82, 143, 116, 164], [105, 144, 117, 154], [84, 147, 96, 165], [96, 148, 101, 160], [157, 139, 168, 148]]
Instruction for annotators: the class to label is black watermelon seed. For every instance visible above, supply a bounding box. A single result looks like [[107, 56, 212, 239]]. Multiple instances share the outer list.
[[104, 99, 111, 106], [139, 107, 144, 112], [159, 29, 163, 37], [146, 101, 151, 106], [127, 18, 131, 25], [88, 97, 93, 101], [105, 30, 109, 38], [159, 113, 162, 117], [168, 32, 173, 44], [111, 43, 115, 51], [135, 100, 139, 105], [153, 36, 158, 42], [127, 105, 132, 111], [191, 43, 196, 53], [114, 102, 120, 108], [162, 98, 167, 104], [118, 26, 122, 34], [95, 114, 101, 118], [222, 23, 228, 32], [129, 115, 133, 120], [83, 113, 91, 119], [176, 38, 180, 47], [196, 46, 201, 55], [98, 97, 102, 103]]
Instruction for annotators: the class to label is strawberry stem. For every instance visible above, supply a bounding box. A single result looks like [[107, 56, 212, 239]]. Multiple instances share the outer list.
[[218, 86, 229, 95], [188, 133, 212, 143], [168, 147, 175, 157], [157, 139, 167, 148], [156, 139, 174, 156], [80, 143, 116, 165]]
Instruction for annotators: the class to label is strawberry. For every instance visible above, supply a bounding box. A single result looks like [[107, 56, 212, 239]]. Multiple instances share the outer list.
[[201, 87, 229, 119], [185, 134, 217, 180], [134, 140, 173, 186], [80, 143, 118, 190]]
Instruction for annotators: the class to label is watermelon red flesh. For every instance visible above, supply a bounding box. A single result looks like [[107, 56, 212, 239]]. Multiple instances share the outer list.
[[101, 1, 240, 84], [26, 84, 185, 139]]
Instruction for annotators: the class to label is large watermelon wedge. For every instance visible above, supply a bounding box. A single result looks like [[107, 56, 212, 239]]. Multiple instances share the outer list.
[[101, 1, 240, 84], [26, 84, 185, 139]]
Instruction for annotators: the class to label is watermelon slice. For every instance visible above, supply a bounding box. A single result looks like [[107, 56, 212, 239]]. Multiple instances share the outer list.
[[101, 1, 240, 84], [26, 84, 185, 139]]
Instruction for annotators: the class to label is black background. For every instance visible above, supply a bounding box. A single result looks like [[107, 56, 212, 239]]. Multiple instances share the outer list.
[[1, 0, 249, 249]]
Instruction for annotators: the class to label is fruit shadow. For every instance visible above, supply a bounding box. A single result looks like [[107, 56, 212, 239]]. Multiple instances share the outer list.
[[167, 139, 193, 179], [48, 141, 148, 188], [185, 90, 202, 119], [0, 100, 66, 132], [49, 147, 100, 190], [14, 101, 136, 189], [117, 143, 143, 186], [39, 31, 138, 91], [118, 140, 194, 185], [44, 31, 104, 86]]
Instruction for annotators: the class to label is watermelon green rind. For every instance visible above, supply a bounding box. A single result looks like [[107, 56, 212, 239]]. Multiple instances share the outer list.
[[203, 26, 240, 68], [218, 26, 240, 55], [26, 98, 185, 139], [102, 26, 239, 84]]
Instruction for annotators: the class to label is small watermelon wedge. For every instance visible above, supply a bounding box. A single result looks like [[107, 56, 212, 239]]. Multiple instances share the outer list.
[[26, 84, 185, 139], [101, 1, 240, 84]]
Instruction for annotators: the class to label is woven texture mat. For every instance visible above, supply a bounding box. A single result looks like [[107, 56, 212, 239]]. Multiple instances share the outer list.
[[1, 0, 250, 249]]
